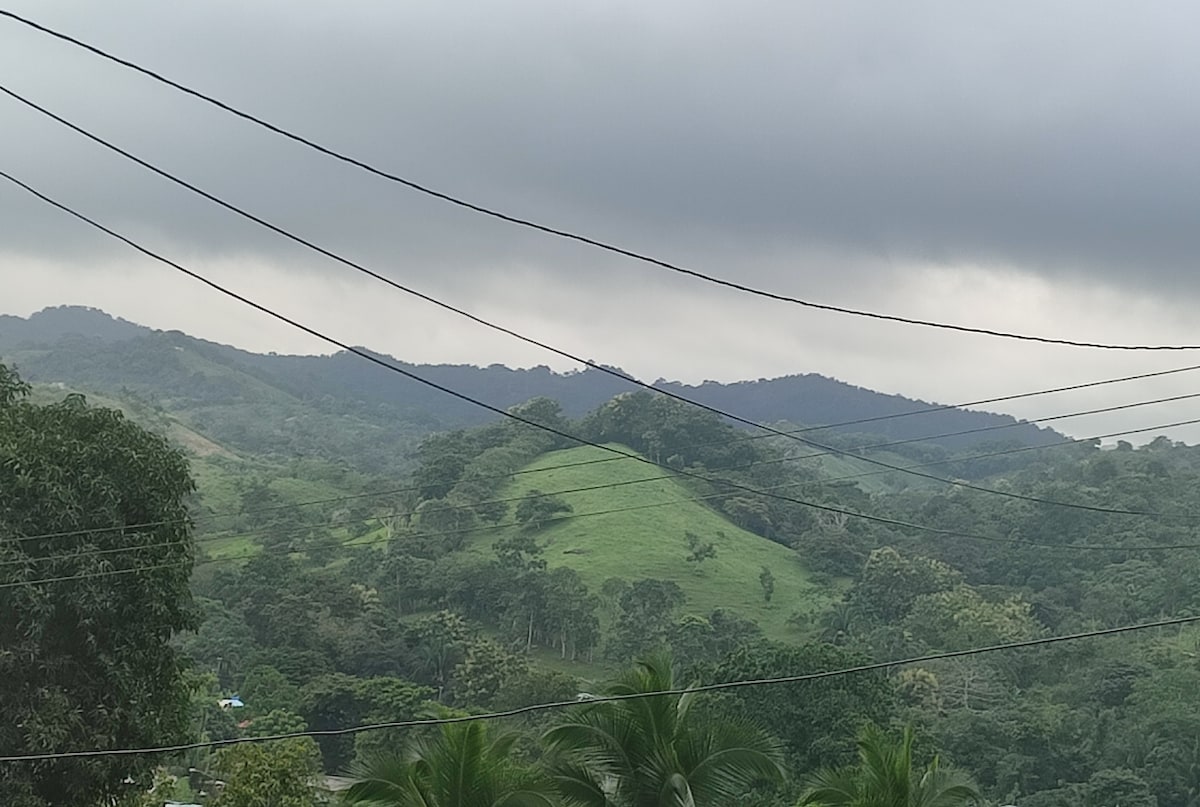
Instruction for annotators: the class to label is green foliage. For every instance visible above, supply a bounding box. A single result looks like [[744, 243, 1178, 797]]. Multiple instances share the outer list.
[[300, 673, 432, 772], [494, 533, 547, 573], [685, 531, 718, 566], [0, 361, 30, 402], [852, 547, 962, 623], [451, 638, 527, 709], [345, 720, 555, 807], [903, 585, 1041, 651], [20, 338, 1200, 807], [706, 641, 896, 772], [514, 489, 573, 532], [608, 578, 687, 661], [669, 609, 763, 671], [246, 708, 308, 738], [799, 725, 979, 807], [241, 665, 302, 717], [545, 654, 785, 807], [0, 366, 198, 805], [491, 667, 581, 713], [463, 444, 830, 644], [212, 738, 322, 807], [760, 566, 776, 602]]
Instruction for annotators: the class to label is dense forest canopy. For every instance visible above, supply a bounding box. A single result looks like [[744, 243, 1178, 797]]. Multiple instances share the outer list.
[[3, 320, 1200, 806]]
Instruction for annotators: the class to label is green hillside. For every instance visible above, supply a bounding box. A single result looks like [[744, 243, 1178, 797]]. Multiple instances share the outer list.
[[464, 443, 834, 641]]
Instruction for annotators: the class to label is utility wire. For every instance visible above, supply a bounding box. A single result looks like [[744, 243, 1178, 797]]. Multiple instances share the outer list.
[[7, 378, 1200, 547], [2, 85, 1195, 519], [10, 411, 1200, 589], [9, 381, 1200, 552], [7, 169, 1200, 578], [1, 12, 1197, 352], [8, 403, 1200, 564], [1, 613, 1195, 762]]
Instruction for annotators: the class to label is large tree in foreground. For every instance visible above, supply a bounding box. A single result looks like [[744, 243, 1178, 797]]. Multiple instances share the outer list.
[[0, 365, 198, 805], [544, 654, 785, 807], [799, 726, 978, 807]]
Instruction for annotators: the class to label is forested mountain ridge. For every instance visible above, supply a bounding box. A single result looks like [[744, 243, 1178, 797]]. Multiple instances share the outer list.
[[0, 307, 1062, 469], [6, 351, 1200, 807]]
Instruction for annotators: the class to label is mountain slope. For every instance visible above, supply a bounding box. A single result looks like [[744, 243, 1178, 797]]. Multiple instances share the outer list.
[[0, 307, 1063, 464], [463, 444, 834, 641]]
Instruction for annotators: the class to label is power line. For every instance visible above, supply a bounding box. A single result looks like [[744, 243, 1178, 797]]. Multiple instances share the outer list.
[[2, 12, 1197, 352], [4, 376, 1198, 549], [9, 403, 1200, 581], [741, 362, 1200, 436], [11, 412, 1200, 588], [0, 561, 187, 591], [1, 613, 1194, 762], [7, 377, 1199, 548], [4, 85, 1197, 520], [7, 169, 1200, 581], [7, 382, 1200, 563], [822, 390, 1200, 453]]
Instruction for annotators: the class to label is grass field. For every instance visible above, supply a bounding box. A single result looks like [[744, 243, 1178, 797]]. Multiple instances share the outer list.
[[464, 443, 834, 642]]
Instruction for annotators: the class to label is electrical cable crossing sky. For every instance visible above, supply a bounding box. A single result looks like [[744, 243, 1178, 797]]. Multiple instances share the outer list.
[[4, 10, 1200, 793], [3, 166, 1200, 606], [2, 8, 1200, 352], [3, 83, 1198, 522]]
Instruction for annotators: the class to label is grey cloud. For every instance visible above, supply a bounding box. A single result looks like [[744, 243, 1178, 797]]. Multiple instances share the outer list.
[[3, 0, 1200, 299]]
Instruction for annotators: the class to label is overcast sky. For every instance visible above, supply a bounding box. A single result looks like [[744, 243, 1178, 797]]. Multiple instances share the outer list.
[[3, 1, 1200, 442]]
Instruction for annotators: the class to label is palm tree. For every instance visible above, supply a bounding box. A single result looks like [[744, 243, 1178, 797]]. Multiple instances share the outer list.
[[799, 725, 978, 807], [343, 720, 555, 807], [543, 654, 785, 807]]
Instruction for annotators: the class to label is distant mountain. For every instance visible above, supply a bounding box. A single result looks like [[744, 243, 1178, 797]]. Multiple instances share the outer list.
[[0, 306, 149, 345], [0, 307, 1062, 468]]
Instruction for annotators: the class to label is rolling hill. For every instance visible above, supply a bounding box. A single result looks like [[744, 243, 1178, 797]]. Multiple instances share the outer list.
[[463, 443, 835, 642], [0, 307, 1064, 481]]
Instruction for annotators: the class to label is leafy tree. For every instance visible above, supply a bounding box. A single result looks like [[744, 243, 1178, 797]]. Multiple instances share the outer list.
[[451, 638, 527, 708], [799, 725, 978, 807], [903, 585, 1041, 651], [1081, 768, 1158, 807], [414, 497, 477, 551], [707, 641, 895, 772], [544, 655, 784, 807], [669, 609, 762, 672], [177, 597, 258, 686], [721, 495, 774, 537], [412, 441, 472, 500], [494, 533, 547, 573], [817, 602, 860, 646], [211, 738, 322, 807], [245, 709, 308, 738], [240, 665, 302, 718], [685, 531, 718, 567], [380, 549, 436, 615], [408, 611, 473, 699], [607, 578, 686, 661], [852, 547, 962, 623], [492, 667, 581, 713], [0, 367, 198, 805], [514, 490, 573, 532], [759, 566, 776, 603], [345, 720, 555, 807], [539, 566, 601, 660], [300, 673, 431, 772]]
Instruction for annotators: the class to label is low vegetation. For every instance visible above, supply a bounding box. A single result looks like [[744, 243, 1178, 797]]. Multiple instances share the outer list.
[[5, 347, 1200, 807]]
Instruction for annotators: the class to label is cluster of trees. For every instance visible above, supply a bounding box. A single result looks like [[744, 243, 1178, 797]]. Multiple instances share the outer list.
[[208, 655, 972, 807], [1, 365, 199, 804], [9, 359, 1200, 807]]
